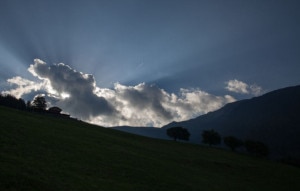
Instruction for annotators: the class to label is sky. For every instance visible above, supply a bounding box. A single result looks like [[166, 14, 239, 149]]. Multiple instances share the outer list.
[[0, 0, 300, 127]]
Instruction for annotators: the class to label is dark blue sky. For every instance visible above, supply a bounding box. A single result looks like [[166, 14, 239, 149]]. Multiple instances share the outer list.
[[1, 0, 300, 126]]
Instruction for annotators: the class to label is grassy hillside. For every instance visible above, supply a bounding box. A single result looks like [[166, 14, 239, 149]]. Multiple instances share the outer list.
[[0, 106, 299, 191]]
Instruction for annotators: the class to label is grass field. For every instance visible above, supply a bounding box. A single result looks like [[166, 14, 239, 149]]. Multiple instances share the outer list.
[[0, 106, 299, 191]]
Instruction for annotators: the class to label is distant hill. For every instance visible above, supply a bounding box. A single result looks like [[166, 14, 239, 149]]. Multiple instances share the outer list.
[[112, 126, 169, 140], [163, 85, 300, 159], [2, 106, 300, 190]]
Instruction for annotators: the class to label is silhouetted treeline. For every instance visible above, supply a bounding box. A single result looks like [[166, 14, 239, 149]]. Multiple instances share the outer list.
[[0, 93, 70, 119], [166, 127, 269, 157], [0, 94, 26, 110], [0, 93, 49, 111], [201, 129, 269, 157]]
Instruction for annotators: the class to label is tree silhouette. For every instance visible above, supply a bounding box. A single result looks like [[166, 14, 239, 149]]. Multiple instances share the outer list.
[[202, 129, 221, 146], [167, 127, 190, 141], [244, 140, 269, 157], [0, 94, 26, 110], [32, 95, 47, 111], [224, 136, 243, 151]]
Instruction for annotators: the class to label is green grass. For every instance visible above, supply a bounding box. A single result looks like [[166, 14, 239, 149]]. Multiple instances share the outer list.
[[0, 106, 299, 191]]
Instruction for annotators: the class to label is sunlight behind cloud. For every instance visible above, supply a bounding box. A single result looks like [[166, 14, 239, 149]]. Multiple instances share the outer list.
[[60, 92, 70, 99], [3, 59, 237, 127]]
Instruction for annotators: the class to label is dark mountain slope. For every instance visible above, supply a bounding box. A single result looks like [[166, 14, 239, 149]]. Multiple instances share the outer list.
[[163, 85, 300, 158]]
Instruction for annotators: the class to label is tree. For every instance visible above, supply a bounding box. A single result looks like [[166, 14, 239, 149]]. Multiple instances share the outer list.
[[32, 95, 47, 111], [224, 136, 243, 151], [202, 129, 221, 146], [0, 93, 26, 110], [167, 127, 190, 141], [244, 140, 269, 157]]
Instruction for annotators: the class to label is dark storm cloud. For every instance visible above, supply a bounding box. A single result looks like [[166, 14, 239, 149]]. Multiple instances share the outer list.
[[28, 59, 116, 119]]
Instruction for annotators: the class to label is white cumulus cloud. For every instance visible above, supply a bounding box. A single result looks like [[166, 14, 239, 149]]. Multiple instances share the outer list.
[[91, 83, 236, 127], [225, 79, 263, 96], [225, 79, 249, 94], [3, 59, 237, 127], [2, 76, 45, 98]]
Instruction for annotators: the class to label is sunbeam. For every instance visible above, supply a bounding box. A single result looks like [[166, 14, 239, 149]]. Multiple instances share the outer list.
[[1, 0, 300, 126]]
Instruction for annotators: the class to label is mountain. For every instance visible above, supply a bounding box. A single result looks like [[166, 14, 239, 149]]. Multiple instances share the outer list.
[[163, 85, 300, 159], [2, 106, 300, 190], [113, 85, 300, 159]]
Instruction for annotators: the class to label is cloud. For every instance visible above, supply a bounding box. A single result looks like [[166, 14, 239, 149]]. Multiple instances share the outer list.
[[3, 59, 236, 127], [92, 83, 174, 127], [2, 76, 44, 98], [91, 83, 235, 127], [225, 79, 249, 94], [225, 79, 263, 96], [249, 84, 263, 96], [27, 59, 117, 119]]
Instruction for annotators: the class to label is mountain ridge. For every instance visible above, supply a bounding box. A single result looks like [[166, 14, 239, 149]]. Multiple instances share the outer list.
[[115, 85, 300, 159], [165, 85, 300, 158]]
